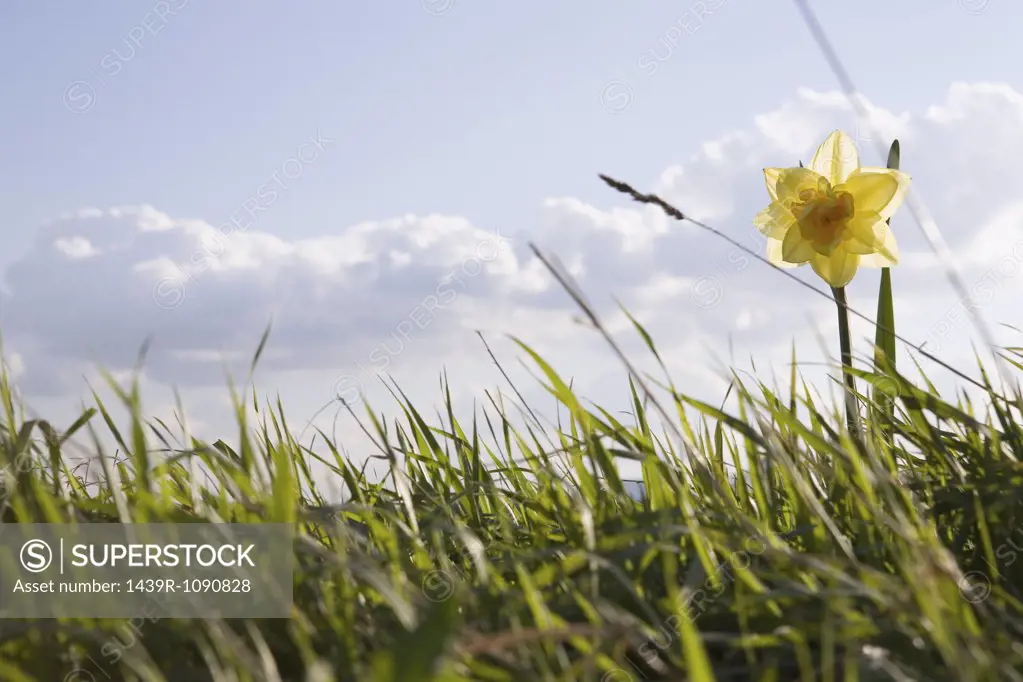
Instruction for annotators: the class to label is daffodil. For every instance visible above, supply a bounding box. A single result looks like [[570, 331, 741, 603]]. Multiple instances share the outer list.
[[755, 130, 911, 288]]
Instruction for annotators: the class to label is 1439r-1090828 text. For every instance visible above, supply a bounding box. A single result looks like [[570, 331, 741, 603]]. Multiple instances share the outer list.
[[126, 578, 251, 593]]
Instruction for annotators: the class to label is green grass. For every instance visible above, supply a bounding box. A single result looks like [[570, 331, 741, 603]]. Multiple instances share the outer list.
[[2, 312, 1023, 682]]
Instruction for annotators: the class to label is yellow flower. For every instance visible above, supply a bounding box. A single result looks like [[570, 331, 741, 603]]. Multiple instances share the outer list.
[[754, 130, 911, 288]]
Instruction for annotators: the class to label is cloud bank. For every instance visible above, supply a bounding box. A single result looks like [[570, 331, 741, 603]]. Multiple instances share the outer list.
[[4, 82, 1023, 435]]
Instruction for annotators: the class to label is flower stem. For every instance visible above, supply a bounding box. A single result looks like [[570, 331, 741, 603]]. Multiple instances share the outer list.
[[831, 286, 859, 433]]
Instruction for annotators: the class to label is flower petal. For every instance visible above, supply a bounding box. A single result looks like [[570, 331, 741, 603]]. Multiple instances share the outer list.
[[838, 170, 899, 216], [843, 239, 876, 255], [763, 168, 783, 201], [754, 202, 795, 239], [839, 167, 910, 221], [859, 224, 900, 267], [810, 248, 860, 287], [853, 167, 911, 221], [766, 238, 800, 269], [775, 167, 824, 204], [811, 130, 859, 186], [843, 210, 885, 254], [782, 226, 816, 264]]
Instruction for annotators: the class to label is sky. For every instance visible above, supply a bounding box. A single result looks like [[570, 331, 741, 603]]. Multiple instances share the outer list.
[[1, 0, 1021, 485]]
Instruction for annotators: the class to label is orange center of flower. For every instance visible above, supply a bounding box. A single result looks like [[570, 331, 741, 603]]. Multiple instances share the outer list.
[[791, 182, 855, 256]]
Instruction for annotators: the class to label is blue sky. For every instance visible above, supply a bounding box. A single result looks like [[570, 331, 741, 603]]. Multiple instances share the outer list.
[[1, 1, 1021, 479], [3, 0, 1018, 259]]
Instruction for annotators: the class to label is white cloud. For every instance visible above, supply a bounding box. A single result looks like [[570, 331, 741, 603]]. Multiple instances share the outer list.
[[53, 237, 100, 259], [2, 351, 24, 380], [4, 81, 1023, 448]]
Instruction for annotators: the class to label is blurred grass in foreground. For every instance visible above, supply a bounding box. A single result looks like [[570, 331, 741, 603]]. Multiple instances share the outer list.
[[2, 318, 1023, 681]]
